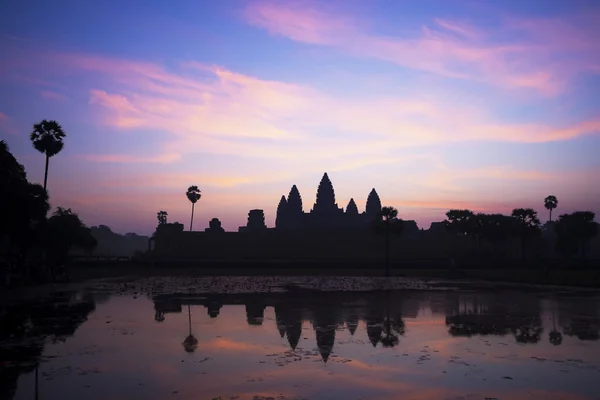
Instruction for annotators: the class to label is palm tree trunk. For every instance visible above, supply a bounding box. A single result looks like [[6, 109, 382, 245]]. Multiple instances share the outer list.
[[43, 154, 49, 192], [549, 209, 552, 222], [188, 304, 192, 335], [189, 203, 195, 232], [385, 223, 390, 277]]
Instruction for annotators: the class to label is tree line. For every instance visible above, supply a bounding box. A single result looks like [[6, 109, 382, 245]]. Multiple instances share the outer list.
[[444, 198, 598, 260], [1, 120, 96, 285]]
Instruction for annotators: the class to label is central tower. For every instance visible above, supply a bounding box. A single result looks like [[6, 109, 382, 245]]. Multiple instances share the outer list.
[[312, 172, 339, 215]]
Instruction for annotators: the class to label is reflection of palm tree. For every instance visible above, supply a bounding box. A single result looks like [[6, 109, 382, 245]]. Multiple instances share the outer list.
[[549, 307, 562, 346], [182, 304, 198, 353], [35, 363, 39, 400], [381, 291, 405, 348]]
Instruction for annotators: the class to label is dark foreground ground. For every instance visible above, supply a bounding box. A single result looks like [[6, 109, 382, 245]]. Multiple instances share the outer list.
[[68, 263, 600, 288]]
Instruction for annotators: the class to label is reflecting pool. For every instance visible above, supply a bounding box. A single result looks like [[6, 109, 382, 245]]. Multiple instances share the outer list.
[[2, 277, 600, 400]]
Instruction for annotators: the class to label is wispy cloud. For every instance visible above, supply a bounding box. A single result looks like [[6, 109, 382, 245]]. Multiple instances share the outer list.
[[243, 1, 600, 96], [0, 111, 19, 135], [38, 52, 597, 165], [41, 90, 67, 101], [78, 152, 182, 164]]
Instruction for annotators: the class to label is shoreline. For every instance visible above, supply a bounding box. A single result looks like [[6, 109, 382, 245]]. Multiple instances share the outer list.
[[67, 262, 600, 289]]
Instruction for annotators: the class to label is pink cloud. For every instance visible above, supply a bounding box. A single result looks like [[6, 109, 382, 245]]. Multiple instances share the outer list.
[[78, 152, 182, 164], [40, 53, 594, 163], [243, 1, 600, 96]]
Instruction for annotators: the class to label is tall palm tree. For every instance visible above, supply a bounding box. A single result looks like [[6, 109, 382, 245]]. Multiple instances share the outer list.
[[29, 120, 66, 192], [544, 195, 558, 222], [379, 206, 399, 277], [186, 186, 201, 231]]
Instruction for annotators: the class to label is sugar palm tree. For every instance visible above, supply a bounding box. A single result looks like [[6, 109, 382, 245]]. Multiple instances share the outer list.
[[544, 195, 558, 222], [375, 206, 402, 277], [186, 186, 201, 231], [29, 120, 66, 192]]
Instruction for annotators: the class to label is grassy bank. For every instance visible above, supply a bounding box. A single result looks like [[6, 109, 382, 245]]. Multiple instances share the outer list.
[[68, 262, 600, 288]]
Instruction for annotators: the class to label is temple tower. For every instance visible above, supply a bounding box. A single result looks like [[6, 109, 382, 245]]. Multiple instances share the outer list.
[[365, 188, 382, 218], [346, 198, 359, 216], [312, 173, 339, 214], [275, 195, 288, 229], [286, 185, 303, 228]]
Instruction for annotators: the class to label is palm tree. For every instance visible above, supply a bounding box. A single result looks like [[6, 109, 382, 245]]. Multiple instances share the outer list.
[[377, 206, 401, 277], [544, 195, 558, 222], [157, 210, 168, 225], [186, 186, 201, 231], [29, 120, 66, 192]]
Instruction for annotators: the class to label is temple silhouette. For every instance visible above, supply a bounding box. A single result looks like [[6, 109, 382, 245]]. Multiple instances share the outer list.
[[275, 172, 382, 231]]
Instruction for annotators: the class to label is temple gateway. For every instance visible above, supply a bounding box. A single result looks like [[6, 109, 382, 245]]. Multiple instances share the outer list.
[[275, 172, 383, 230]]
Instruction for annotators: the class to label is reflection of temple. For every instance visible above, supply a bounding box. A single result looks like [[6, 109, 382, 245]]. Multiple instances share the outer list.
[[151, 290, 415, 361], [276, 173, 383, 230], [150, 289, 600, 365]]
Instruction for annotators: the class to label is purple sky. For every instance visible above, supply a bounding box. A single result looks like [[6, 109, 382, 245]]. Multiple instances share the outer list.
[[1, 0, 599, 234]]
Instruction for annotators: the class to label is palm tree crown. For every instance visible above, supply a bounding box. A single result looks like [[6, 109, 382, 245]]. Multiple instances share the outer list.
[[186, 186, 201, 204], [186, 185, 201, 231], [29, 120, 66, 191], [544, 195, 558, 222], [380, 206, 398, 221]]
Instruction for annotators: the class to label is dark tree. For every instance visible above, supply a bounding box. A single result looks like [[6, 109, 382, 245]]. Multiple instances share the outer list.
[[29, 120, 66, 192], [511, 208, 541, 260], [445, 209, 475, 236], [544, 195, 558, 222], [475, 213, 515, 250], [186, 185, 201, 231], [157, 211, 168, 225], [555, 211, 598, 258], [1, 141, 49, 267], [46, 207, 97, 267], [374, 206, 403, 277]]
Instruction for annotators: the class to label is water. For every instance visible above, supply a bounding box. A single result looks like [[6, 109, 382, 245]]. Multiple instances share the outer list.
[[2, 277, 600, 400]]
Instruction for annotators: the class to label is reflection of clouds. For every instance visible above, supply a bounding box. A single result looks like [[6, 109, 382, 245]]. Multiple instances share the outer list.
[[12, 291, 600, 400], [198, 337, 272, 353]]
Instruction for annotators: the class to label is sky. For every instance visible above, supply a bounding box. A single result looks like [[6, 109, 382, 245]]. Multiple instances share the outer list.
[[1, 0, 600, 235]]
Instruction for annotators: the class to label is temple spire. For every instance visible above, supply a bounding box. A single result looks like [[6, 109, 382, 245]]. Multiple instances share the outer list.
[[275, 195, 288, 229], [346, 198, 358, 216], [287, 185, 303, 214], [313, 172, 337, 213], [365, 188, 382, 216]]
